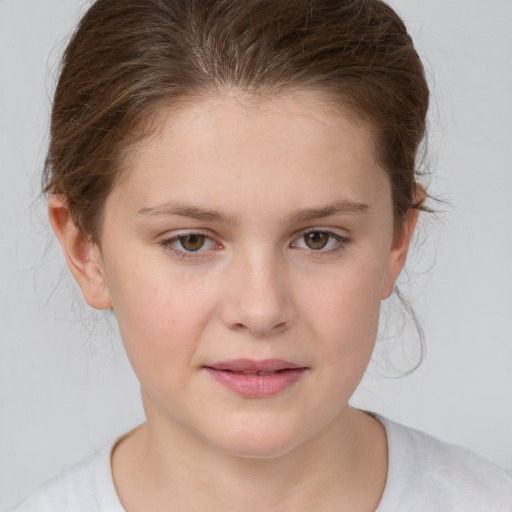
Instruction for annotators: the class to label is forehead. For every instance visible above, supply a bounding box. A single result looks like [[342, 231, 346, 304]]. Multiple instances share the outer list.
[[112, 90, 390, 220]]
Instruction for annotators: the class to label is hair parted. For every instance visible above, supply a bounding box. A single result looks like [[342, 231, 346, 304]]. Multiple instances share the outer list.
[[44, 0, 429, 242]]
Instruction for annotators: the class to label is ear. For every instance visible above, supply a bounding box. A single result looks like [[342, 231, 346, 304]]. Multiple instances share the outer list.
[[48, 195, 112, 310], [381, 189, 424, 299]]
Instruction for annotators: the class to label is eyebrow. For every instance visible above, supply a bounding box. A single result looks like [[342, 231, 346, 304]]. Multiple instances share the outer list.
[[289, 199, 370, 222], [137, 199, 369, 223], [137, 202, 237, 223]]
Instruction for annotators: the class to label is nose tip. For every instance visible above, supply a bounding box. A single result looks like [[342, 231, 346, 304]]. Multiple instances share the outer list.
[[222, 291, 290, 337], [219, 259, 293, 337]]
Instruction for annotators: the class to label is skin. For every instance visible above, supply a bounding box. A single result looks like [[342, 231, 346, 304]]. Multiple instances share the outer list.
[[50, 90, 420, 511]]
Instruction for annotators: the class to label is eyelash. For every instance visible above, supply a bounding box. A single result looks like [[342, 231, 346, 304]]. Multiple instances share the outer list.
[[291, 230, 350, 254], [160, 232, 219, 259], [159, 229, 350, 259]]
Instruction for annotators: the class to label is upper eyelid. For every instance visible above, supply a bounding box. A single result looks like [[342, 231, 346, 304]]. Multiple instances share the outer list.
[[160, 229, 218, 242], [160, 227, 347, 237], [291, 226, 349, 239]]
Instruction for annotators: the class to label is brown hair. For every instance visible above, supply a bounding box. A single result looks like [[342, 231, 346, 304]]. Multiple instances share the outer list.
[[44, 0, 429, 242]]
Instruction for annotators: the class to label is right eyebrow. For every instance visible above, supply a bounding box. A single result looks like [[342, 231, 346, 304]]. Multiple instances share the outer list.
[[137, 202, 239, 224]]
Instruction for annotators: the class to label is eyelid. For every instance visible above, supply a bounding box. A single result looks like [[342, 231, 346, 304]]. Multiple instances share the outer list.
[[290, 228, 350, 251], [159, 230, 222, 257]]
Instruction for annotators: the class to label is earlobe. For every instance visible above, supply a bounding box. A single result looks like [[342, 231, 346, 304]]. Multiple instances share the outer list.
[[48, 195, 112, 310], [381, 206, 421, 300]]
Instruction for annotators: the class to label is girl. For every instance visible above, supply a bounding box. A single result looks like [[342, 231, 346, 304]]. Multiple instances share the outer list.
[[12, 0, 512, 510]]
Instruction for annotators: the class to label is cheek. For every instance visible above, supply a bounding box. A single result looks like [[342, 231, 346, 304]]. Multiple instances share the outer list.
[[105, 260, 219, 383], [304, 255, 385, 363]]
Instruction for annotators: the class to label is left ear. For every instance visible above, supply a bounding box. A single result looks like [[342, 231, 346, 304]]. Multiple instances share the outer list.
[[381, 191, 424, 299]]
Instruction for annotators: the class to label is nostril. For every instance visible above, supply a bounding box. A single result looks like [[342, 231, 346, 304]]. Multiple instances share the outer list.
[[230, 320, 287, 336]]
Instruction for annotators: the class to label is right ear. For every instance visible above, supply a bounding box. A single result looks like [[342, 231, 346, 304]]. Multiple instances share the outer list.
[[48, 195, 112, 310]]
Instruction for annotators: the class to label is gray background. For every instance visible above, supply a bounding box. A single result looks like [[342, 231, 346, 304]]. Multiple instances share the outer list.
[[1, 0, 511, 509]]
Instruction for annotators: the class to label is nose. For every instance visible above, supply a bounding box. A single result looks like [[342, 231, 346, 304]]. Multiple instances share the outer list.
[[219, 250, 294, 337]]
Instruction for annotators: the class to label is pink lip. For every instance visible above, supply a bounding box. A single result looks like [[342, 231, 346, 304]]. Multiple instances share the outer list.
[[204, 359, 307, 398]]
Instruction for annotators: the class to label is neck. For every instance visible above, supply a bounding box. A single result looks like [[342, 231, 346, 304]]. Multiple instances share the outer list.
[[112, 406, 387, 512]]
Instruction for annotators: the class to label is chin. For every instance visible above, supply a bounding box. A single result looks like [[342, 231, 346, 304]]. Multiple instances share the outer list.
[[204, 418, 311, 460]]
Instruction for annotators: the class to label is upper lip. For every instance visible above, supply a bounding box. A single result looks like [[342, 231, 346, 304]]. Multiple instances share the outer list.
[[205, 359, 304, 373]]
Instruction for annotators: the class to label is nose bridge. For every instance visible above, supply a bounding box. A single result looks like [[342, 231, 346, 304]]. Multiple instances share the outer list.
[[221, 244, 292, 336]]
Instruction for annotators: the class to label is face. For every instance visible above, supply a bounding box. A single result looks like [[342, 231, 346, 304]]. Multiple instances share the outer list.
[[81, 91, 413, 458]]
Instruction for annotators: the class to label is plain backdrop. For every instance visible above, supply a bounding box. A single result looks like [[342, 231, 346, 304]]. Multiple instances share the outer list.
[[1, 0, 511, 509]]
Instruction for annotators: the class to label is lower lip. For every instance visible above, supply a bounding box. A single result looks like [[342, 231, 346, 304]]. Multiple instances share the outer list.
[[204, 368, 306, 398]]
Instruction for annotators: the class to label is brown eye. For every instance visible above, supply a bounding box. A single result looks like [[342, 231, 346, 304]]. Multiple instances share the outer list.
[[304, 232, 330, 250], [179, 234, 206, 251]]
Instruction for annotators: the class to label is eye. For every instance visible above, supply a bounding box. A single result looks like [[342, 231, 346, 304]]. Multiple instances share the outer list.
[[176, 234, 208, 252], [303, 232, 330, 250], [292, 230, 348, 252], [161, 233, 218, 254]]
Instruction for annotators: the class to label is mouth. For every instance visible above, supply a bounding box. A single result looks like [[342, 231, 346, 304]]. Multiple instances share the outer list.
[[203, 359, 307, 398], [221, 370, 289, 376]]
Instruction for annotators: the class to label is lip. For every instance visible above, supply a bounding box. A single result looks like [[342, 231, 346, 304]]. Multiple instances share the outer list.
[[203, 359, 307, 398]]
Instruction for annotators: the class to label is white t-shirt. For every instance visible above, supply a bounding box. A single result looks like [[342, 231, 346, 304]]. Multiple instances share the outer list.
[[13, 416, 512, 511]]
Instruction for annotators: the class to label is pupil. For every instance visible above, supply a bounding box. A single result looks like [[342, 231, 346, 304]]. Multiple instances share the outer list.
[[181, 235, 205, 251], [305, 232, 328, 250]]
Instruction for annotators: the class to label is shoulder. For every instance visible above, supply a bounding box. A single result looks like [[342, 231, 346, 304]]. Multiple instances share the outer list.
[[12, 440, 124, 512], [376, 415, 512, 512]]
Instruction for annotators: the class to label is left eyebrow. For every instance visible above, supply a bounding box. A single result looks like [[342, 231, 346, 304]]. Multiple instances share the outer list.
[[288, 199, 370, 223]]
